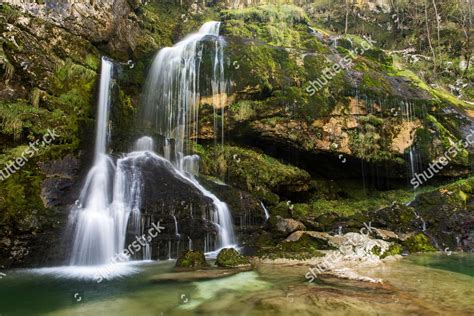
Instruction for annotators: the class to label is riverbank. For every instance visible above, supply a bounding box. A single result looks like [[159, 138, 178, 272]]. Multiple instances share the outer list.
[[0, 253, 473, 315]]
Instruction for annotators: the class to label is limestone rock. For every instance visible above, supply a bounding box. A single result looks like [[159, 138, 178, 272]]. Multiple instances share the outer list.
[[275, 216, 306, 235]]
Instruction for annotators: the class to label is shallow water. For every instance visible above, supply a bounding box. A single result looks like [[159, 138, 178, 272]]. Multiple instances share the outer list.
[[0, 254, 473, 315]]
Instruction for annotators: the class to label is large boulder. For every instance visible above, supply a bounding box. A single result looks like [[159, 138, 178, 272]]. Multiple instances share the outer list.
[[119, 153, 220, 260], [175, 250, 207, 269], [275, 216, 306, 235], [215, 248, 250, 267]]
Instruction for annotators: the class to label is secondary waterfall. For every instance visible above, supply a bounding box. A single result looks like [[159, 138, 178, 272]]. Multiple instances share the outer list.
[[140, 21, 235, 249]]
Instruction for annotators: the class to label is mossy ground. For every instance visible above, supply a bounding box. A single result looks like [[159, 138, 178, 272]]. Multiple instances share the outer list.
[[194, 143, 311, 203]]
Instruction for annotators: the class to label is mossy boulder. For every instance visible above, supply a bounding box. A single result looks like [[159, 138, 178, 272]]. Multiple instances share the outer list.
[[175, 250, 207, 269], [403, 233, 437, 253], [215, 248, 250, 267], [256, 233, 325, 260]]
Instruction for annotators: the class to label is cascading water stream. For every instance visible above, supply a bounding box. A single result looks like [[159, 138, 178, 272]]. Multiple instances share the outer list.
[[69, 60, 151, 267], [69, 58, 130, 266], [67, 21, 236, 270], [140, 21, 236, 249], [261, 202, 270, 222]]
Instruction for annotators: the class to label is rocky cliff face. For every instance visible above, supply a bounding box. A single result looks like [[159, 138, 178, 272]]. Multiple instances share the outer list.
[[0, 0, 213, 267], [0, 1, 472, 267]]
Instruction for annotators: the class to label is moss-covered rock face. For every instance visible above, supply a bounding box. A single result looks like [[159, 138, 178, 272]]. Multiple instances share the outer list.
[[195, 144, 311, 202], [1, 0, 472, 268], [176, 250, 208, 269], [215, 248, 250, 267], [380, 243, 403, 259], [403, 233, 437, 253], [370, 242, 403, 258], [0, 1, 220, 267], [202, 4, 473, 182]]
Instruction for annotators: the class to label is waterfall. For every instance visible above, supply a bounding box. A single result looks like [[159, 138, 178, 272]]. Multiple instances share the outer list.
[[135, 136, 154, 152], [140, 21, 236, 249], [172, 215, 180, 237], [141, 21, 226, 161], [69, 63, 152, 267], [69, 58, 126, 266], [402, 101, 420, 190], [261, 202, 270, 221], [68, 21, 236, 269]]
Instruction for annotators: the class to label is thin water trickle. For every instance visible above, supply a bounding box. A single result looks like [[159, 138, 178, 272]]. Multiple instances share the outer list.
[[261, 202, 270, 221]]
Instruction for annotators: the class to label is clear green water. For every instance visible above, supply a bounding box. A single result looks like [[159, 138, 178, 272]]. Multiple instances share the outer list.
[[0, 254, 473, 315]]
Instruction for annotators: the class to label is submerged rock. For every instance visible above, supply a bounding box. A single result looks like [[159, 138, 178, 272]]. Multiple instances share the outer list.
[[176, 250, 207, 269], [150, 267, 251, 283], [215, 248, 250, 267]]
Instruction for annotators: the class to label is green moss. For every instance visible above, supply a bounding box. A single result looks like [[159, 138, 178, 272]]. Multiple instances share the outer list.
[[256, 234, 326, 260], [0, 168, 49, 234], [0, 100, 46, 141], [425, 114, 469, 165], [84, 54, 100, 71], [222, 5, 309, 26], [306, 181, 429, 217], [194, 144, 310, 201], [229, 100, 258, 121], [380, 243, 403, 258], [403, 233, 437, 253], [176, 250, 207, 269], [371, 245, 382, 256], [215, 248, 250, 267]]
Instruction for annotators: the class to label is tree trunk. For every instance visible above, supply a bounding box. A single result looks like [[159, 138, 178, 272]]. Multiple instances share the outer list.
[[344, 0, 349, 35], [425, 0, 437, 71], [431, 0, 440, 44]]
